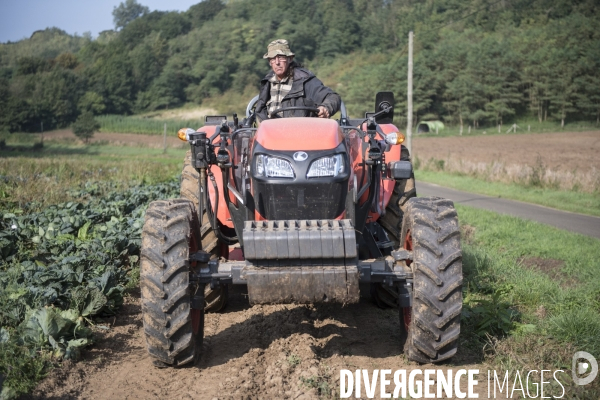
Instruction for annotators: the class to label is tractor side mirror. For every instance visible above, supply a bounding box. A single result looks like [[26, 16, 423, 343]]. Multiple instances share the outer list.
[[374, 92, 394, 124]]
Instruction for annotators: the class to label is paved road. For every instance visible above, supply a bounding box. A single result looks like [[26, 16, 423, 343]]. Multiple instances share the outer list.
[[417, 182, 600, 239]]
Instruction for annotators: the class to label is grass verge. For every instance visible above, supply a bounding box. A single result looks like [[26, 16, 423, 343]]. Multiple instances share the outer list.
[[416, 169, 600, 217], [456, 203, 600, 397]]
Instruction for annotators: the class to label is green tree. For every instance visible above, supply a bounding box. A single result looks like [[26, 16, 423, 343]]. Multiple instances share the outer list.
[[317, 0, 360, 57], [78, 91, 106, 115], [575, 74, 600, 125], [113, 0, 149, 30], [443, 74, 472, 134], [130, 33, 168, 92], [475, 37, 521, 128], [155, 12, 191, 40], [187, 0, 225, 29], [72, 111, 100, 143], [16, 56, 50, 75], [54, 52, 78, 69], [0, 78, 33, 132], [28, 68, 82, 130], [437, 32, 474, 133], [117, 11, 163, 49], [85, 43, 135, 114], [542, 17, 582, 127]]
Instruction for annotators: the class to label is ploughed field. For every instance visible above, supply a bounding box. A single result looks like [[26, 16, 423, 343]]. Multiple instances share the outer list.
[[413, 131, 600, 173], [412, 131, 600, 193]]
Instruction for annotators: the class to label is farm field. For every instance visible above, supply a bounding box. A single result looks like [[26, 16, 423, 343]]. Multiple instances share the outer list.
[[1, 130, 599, 399], [413, 131, 600, 216], [413, 131, 600, 173]]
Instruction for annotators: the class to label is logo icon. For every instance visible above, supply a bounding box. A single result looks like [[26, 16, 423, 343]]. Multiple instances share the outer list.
[[293, 151, 308, 162], [572, 351, 598, 386]]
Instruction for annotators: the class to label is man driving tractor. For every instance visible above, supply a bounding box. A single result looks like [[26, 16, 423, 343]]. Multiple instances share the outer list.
[[255, 39, 341, 121]]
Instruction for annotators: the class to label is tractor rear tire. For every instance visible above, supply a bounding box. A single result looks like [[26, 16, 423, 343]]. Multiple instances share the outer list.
[[401, 197, 462, 363], [373, 176, 416, 308], [181, 150, 228, 313], [140, 199, 204, 367]]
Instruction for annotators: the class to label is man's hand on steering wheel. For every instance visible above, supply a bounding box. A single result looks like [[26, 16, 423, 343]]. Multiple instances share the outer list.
[[317, 106, 330, 118]]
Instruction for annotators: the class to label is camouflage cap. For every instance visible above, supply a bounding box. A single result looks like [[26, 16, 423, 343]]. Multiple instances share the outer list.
[[263, 39, 295, 59]]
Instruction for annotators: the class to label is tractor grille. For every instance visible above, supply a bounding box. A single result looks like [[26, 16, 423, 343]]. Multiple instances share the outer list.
[[254, 182, 346, 220]]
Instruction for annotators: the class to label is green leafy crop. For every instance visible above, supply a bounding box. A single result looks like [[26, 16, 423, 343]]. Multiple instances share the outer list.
[[0, 179, 179, 398]]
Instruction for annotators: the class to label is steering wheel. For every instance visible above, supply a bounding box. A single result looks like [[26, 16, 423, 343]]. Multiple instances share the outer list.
[[269, 106, 321, 119]]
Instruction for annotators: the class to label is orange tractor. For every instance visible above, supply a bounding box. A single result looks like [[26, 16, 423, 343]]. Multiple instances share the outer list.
[[140, 93, 462, 367]]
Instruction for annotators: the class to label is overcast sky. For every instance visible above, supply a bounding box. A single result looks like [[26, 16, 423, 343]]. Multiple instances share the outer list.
[[0, 0, 203, 43]]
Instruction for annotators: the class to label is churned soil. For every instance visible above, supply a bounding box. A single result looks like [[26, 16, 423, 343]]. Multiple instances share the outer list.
[[27, 288, 496, 399], [412, 131, 600, 173]]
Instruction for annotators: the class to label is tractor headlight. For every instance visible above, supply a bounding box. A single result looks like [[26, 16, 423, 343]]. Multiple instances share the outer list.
[[307, 154, 344, 178], [255, 155, 295, 178]]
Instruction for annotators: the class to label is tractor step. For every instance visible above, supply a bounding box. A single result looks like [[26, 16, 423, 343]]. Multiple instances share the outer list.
[[242, 265, 360, 304]]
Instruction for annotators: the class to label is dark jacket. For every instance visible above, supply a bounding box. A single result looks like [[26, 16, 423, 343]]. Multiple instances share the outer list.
[[255, 66, 341, 121]]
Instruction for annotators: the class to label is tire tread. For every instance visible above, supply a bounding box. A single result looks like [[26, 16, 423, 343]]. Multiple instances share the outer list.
[[402, 197, 462, 363], [140, 200, 202, 367]]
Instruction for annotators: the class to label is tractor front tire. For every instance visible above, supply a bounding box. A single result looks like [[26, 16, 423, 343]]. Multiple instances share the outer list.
[[181, 150, 228, 312], [140, 199, 204, 367], [401, 197, 462, 363]]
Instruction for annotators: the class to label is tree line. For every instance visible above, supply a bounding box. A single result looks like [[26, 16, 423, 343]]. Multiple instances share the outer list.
[[0, 0, 598, 133]]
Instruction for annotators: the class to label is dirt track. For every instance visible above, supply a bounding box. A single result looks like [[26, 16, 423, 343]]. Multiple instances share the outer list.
[[30, 288, 494, 399]]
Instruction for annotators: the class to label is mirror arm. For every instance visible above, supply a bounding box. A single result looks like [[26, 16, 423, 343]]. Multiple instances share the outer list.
[[371, 105, 393, 120]]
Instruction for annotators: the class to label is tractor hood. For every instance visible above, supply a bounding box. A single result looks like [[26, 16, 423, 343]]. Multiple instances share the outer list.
[[255, 118, 343, 151]]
